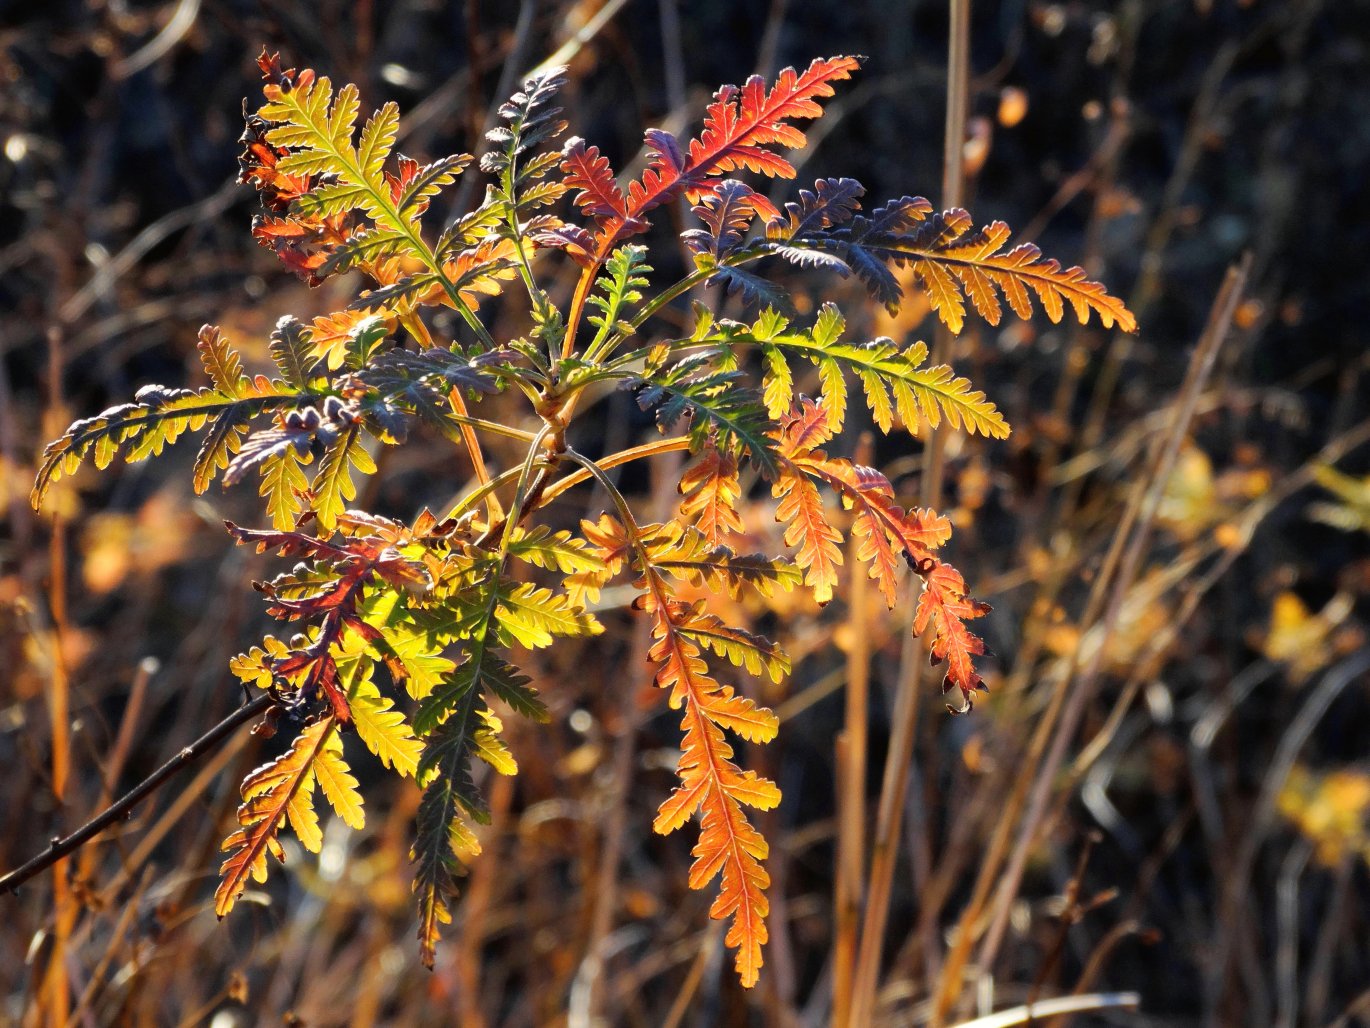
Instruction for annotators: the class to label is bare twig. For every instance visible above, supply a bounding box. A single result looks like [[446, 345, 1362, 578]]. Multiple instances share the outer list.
[[1276, 838, 1314, 1028], [0, 694, 273, 896], [111, 0, 201, 79], [834, 435, 873, 1025], [850, 5, 971, 1023], [949, 991, 1140, 1028], [974, 255, 1251, 982]]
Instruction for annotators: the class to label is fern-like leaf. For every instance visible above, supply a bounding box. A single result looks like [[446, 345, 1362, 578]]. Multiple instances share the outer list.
[[215, 716, 335, 917], [646, 595, 781, 989], [711, 304, 1009, 439], [482, 66, 569, 182], [561, 137, 630, 225], [269, 315, 322, 389], [314, 731, 365, 829], [638, 520, 802, 598], [681, 179, 772, 258], [587, 245, 651, 351], [357, 101, 399, 181], [311, 417, 377, 532], [32, 376, 308, 508], [772, 463, 843, 604], [671, 603, 790, 683], [412, 690, 485, 968], [770, 188, 1136, 332], [197, 325, 251, 397], [630, 57, 862, 215], [569, 56, 859, 258], [913, 560, 992, 712], [636, 355, 780, 479], [351, 673, 423, 777], [678, 444, 745, 546]]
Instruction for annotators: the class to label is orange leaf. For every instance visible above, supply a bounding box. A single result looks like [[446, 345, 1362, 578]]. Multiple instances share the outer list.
[[561, 138, 629, 225], [773, 467, 842, 604], [647, 597, 780, 988], [215, 717, 335, 917], [913, 561, 991, 712], [678, 444, 744, 546], [585, 56, 860, 257]]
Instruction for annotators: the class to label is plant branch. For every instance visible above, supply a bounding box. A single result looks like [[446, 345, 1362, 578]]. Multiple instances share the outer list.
[[539, 437, 693, 505], [0, 693, 274, 897]]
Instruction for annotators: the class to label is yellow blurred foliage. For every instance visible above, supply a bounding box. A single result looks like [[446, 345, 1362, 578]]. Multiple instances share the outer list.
[[1042, 568, 1174, 679], [1308, 464, 1370, 534], [1259, 590, 1353, 683], [80, 491, 196, 594], [1278, 765, 1370, 866], [1157, 444, 1217, 541], [1157, 441, 1270, 543]]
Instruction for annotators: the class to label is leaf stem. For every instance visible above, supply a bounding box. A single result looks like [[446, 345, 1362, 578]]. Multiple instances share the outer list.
[[539, 437, 692, 504]]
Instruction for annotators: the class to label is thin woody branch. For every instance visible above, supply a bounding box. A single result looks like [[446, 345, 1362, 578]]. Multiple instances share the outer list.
[[0, 694, 273, 896]]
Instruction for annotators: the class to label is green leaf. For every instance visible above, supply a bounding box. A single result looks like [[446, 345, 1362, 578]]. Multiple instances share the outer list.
[[495, 582, 603, 650], [411, 689, 484, 969], [397, 155, 471, 220], [761, 345, 793, 421], [358, 101, 399, 181], [471, 708, 517, 775], [588, 245, 651, 353], [508, 526, 608, 576], [722, 305, 1009, 439], [351, 674, 423, 777], [636, 355, 781, 480]]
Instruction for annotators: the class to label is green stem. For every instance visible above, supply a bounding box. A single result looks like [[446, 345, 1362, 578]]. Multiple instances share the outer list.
[[445, 411, 540, 443], [501, 424, 555, 547], [561, 449, 645, 542], [446, 466, 524, 521], [586, 268, 709, 365]]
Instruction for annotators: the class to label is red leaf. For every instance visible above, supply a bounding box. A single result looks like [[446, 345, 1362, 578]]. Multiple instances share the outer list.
[[561, 137, 630, 225], [913, 560, 991, 712], [574, 56, 860, 256]]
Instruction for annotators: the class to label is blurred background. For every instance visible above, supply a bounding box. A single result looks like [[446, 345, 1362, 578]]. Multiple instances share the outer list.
[[2, 0, 1369, 1024]]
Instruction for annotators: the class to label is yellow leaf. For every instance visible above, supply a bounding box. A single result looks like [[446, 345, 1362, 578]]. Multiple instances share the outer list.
[[351, 675, 423, 777], [314, 732, 365, 830], [215, 717, 335, 917]]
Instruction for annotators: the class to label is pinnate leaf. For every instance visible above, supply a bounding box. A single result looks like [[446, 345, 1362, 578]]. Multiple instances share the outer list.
[[646, 596, 781, 989], [314, 732, 365, 829], [215, 717, 335, 917], [678, 444, 745, 546], [351, 675, 423, 777], [913, 560, 992, 712]]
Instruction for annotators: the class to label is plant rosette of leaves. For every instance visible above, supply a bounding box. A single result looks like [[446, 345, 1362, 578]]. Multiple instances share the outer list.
[[32, 51, 1134, 988]]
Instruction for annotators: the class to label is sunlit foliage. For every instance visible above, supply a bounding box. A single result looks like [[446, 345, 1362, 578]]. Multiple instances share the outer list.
[[32, 51, 1131, 986]]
